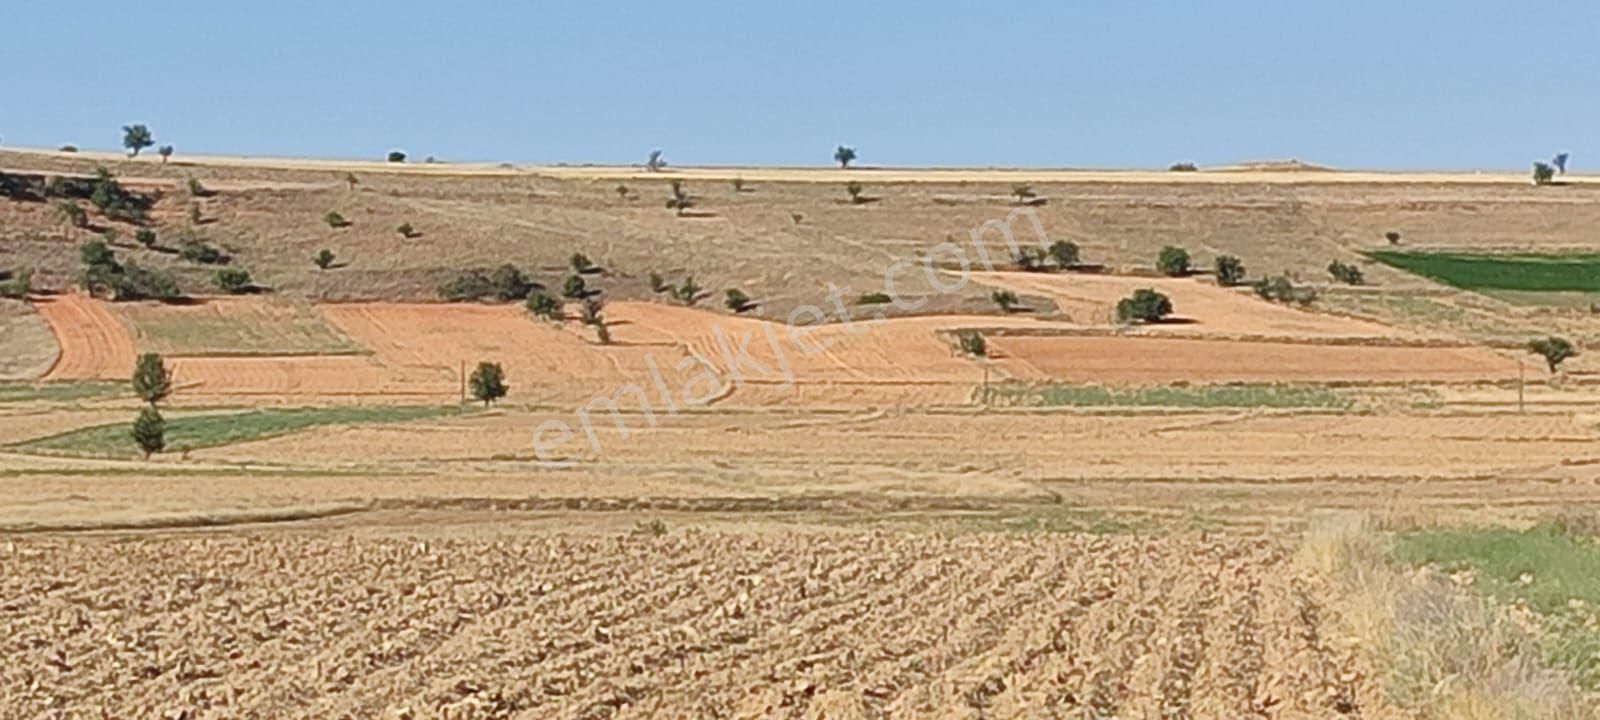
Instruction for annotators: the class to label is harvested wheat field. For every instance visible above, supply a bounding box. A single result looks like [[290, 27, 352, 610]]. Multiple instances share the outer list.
[[32, 293, 136, 382], [0, 527, 1393, 720]]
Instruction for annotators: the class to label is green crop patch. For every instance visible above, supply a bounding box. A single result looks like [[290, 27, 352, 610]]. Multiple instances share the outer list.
[[986, 382, 1352, 409], [1366, 251, 1600, 292]]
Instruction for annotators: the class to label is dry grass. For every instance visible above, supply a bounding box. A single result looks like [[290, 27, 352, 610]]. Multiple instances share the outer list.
[[0, 299, 56, 380]]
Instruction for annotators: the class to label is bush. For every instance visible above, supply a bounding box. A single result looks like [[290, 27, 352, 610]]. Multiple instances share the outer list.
[[1533, 161, 1556, 186], [834, 145, 857, 169], [671, 276, 703, 305], [468, 362, 507, 405], [732, 177, 746, 193], [580, 297, 605, 326], [846, 181, 865, 204], [158, 145, 174, 163], [438, 269, 494, 301], [991, 289, 1021, 312], [1214, 255, 1246, 286], [387, 151, 407, 163], [86, 168, 150, 222], [396, 223, 416, 238], [1012, 247, 1046, 272], [178, 239, 229, 265], [1116, 288, 1173, 324], [1327, 259, 1365, 285], [571, 252, 596, 273], [324, 211, 349, 229], [666, 180, 693, 215], [648, 271, 670, 294], [135, 228, 157, 249], [214, 268, 253, 294], [1528, 336, 1576, 373], [131, 353, 172, 405], [1253, 275, 1317, 307], [725, 288, 754, 313], [120, 262, 181, 301], [1385, 231, 1402, 246], [562, 274, 589, 299], [958, 331, 986, 357], [131, 406, 165, 459], [857, 291, 891, 305], [0, 269, 32, 299], [1168, 162, 1198, 172], [1012, 184, 1036, 202], [187, 177, 206, 196], [1048, 240, 1080, 268], [122, 124, 154, 157], [78, 241, 181, 301], [57, 200, 88, 228], [489, 264, 534, 301], [1156, 246, 1191, 276], [59, 145, 78, 153], [314, 249, 336, 270], [526, 292, 562, 321]]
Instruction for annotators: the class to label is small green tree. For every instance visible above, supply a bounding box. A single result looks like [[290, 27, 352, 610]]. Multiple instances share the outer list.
[[1012, 184, 1037, 203], [468, 362, 508, 406], [314, 249, 336, 270], [1385, 231, 1402, 246], [562, 274, 588, 299], [526, 292, 562, 321], [1156, 246, 1191, 276], [1116, 288, 1174, 324], [648, 271, 670, 294], [846, 181, 865, 204], [732, 177, 746, 192], [672, 275, 703, 305], [1528, 336, 1576, 373], [214, 268, 253, 294], [1214, 255, 1246, 286], [992, 290, 1021, 312], [324, 211, 348, 229], [1048, 240, 1080, 269], [1327, 260, 1365, 285], [158, 145, 174, 163], [188, 203, 203, 226], [57, 201, 87, 228], [131, 352, 173, 405], [571, 252, 596, 273], [345, 173, 359, 192], [387, 150, 407, 163], [834, 145, 857, 169], [958, 332, 987, 357], [725, 288, 754, 313], [489, 264, 533, 301], [122, 124, 154, 157], [615, 184, 630, 200], [396, 222, 416, 238], [187, 177, 206, 197], [1533, 162, 1556, 186], [135, 228, 158, 249], [131, 406, 165, 459], [0, 269, 31, 299], [666, 180, 693, 216]]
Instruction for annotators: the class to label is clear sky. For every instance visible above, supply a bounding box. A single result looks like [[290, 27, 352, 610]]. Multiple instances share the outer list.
[[3, 1, 1594, 170]]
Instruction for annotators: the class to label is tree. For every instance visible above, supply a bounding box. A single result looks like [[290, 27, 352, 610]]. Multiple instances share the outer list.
[[387, 150, 407, 163], [1528, 336, 1576, 373], [615, 184, 630, 200], [1214, 255, 1246, 286], [580, 296, 606, 329], [314, 249, 336, 270], [57, 201, 87, 228], [188, 203, 203, 226], [1533, 162, 1556, 186], [324, 211, 349, 228], [1156, 246, 1191, 276], [131, 406, 166, 459], [648, 271, 670, 294], [187, 177, 206, 197], [1554, 153, 1570, 175], [571, 252, 596, 273], [214, 268, 253, 294], [122, 124, 154, 157], [131, 353, 173, 405], [1327, 260, 1365, 285], [468, 362, 508, 406], [646, 149, 665, 172], [846, 181, 865, 204], [345, 173, 359, 192], [958, 332, 987, 358], [1116, 288, 1173, 324], [488, 264, 533, 301], [396, 223, 417, 238], [158, 145, 174, 164], [992, 290, 1021, 312], [562, 274, 588, 299], [1385, 231, 1402, 246], [732, 177, 746, 193], [178, 238, 228, 265], [0, 269, 31, 299], [526, 292, 562, 321], [1012, 184, 1036, 203], [725, 288, 755, 313], [834, 145, 857, 169], [1048, 240, 1080, 269], [135, 228, 157, 249], [666, 180, 693, 216], [672, 275, 703, 305]]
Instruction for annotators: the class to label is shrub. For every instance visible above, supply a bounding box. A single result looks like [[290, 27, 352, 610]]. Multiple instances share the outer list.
[[468, 362, 508, 406], [526, 292, 562, 321], [345, 173, 359, 191], [87, 168, 150, 222], [958, 331, 987, 357], [992, 289, 1021, 312], [57, 200, 88, 228], [1012, 248, 1046, 272], [732, 177, 746, 192], [59, 145, 78, 153], [725, 288, 755, 313], [188, 203, 202, 226], [131, 353, 172, 405], [438, 269, 493, 301], [489, 264, 534, 301], [1533, 161, 1556, 186], [1156, 246, 1191, 276], [1528, 336, 1576, 373], [178, 239, 229, 265], [187, 177, 206, 196], [857, 291, 891, 305], [396, 223, 416, 238], [1169, 162, 1198, 172], [135, 228, 157, 248], [846, 181, 865, 204], [1327, 259, 1365, 285], [387, 151, 407, 163], [120, 262, 181, 301], [562, 274, 589, 299], [834, 145, 857, 169], [1214, 255, 1246, 286], [122, 124, 154, 157], [1385, 231, 1402, 246], [580, 297, 605, 326], [0, 269, 32, 299], [648, 271, 670, 294], [214, 268, 253, 294], [1012, 184, 1036, 202], [666, 180, 693, 215], [314, 249, 336, 270], [571, 252, 596, 273], [1253, 275, 1316, 306], [1048, 240, 1080, 269], [615, 184, 630, 200], [324, 211, 349, 229], [158, 145, 174, 163], [131, 406, 165, 459], [672, 275, 703, 305], [1116, 288, 1173, 324]]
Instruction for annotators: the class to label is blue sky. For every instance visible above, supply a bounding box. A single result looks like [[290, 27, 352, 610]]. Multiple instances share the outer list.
[[3, 1, 1593, 170]]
